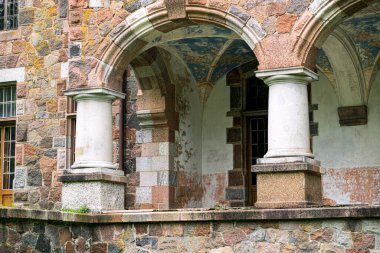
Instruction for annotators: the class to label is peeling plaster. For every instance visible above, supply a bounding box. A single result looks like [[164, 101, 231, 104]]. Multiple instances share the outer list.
[[313, 69, 380, 205]]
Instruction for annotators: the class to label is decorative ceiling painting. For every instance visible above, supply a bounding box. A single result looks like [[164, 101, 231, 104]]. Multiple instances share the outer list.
[[136, 24, 256, 85], [317, 2, 380, 72]]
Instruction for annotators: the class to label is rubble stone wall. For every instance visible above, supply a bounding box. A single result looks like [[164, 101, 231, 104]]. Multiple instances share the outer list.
[[0, 216, 379, 252], [2, 0, 70, 209]]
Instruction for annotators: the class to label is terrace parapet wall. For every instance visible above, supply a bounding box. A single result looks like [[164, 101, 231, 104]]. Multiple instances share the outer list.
[[0, 206, 379, 252]]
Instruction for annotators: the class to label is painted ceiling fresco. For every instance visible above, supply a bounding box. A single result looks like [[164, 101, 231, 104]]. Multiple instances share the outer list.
[[148, 25, 255, 83], [340, 2, 380, 69], [316, 49, 333, 72], [317, 2, 380, 71]]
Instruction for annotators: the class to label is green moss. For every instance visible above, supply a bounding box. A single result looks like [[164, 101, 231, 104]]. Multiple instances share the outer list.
[[61, 205, 90, 214], [211, 204, 228, 211], [0, 204, 16, 208]]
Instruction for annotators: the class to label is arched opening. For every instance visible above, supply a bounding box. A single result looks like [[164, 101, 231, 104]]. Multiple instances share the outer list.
[[312, 2, 380, 205], [110, 18, 261, 209], [59, 2, 271, 211]]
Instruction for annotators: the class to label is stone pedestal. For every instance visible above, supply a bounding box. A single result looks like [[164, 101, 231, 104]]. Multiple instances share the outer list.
[[252, 157, 322, 208], [62, 88, 126, 212], [252, 67, 322, 208], [59, 172, 127, 212]]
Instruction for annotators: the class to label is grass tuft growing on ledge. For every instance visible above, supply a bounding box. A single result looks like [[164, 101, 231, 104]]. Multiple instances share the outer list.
[[61, 205, 90, 214]]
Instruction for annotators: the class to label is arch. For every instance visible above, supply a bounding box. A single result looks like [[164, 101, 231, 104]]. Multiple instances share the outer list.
[[294, 0, 377, 67], [93, 4, 266, 92], [130, 47, 172, 94], [367, 51, 380, 100], [320, 28, 366, 106]]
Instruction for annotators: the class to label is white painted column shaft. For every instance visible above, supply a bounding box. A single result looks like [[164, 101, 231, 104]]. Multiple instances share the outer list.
[[72, 93, 117, 170], [256, 67, 319, 158]]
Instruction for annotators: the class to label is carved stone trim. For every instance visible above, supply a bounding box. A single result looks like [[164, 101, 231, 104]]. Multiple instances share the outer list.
[[338, 105, 367, 126], [242, 69, 256, 79], [164, 0, 186, 20], [226, 127, 241, 144], [137, 109, 168, 128], [64, 87, 125, 99], [59, 172, 127, 184], [226, 109, 241, 118]]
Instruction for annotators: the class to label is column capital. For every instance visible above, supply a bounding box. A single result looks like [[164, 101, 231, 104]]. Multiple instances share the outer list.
[[255, 67, 319, 86], [64, 87, 125, 101]]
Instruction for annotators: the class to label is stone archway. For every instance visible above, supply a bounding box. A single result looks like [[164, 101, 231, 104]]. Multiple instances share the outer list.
[[62, 1, 269, 211], [91, 3, 266, 92], [308, 0, 380, 206], [251, 0, 377, 70], [63, 0, 380, 211], [293, 0, 377, 69]]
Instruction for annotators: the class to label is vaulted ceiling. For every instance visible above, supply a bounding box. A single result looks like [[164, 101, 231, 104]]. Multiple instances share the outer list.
[[316, 2, 380, 106], [133, 24, 255, 85]]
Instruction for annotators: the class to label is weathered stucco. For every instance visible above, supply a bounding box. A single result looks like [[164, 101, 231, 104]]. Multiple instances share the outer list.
[[202, 76, 233, 175], [313, 71, 380, 168], [173, 52, 203, 208], [313, 69, 380, 205], [202, 76, 232, 208]]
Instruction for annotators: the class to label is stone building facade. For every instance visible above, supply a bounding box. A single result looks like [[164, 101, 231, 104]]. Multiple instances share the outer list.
[[0, 0, 378, 212]]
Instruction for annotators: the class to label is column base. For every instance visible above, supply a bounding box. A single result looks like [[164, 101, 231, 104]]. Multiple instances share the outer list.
[[264, 149, 314, 159], [68, 168, 124, 176], [59, 172, 127, 212], [71, 161, 118, 170], [252, 157, 322, 209]]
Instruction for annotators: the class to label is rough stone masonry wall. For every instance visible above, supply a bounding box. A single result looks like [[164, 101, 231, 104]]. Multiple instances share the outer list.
[[0, 215, 379, 252], [4, 0, 70, 209], [2, 0, 129, 209]]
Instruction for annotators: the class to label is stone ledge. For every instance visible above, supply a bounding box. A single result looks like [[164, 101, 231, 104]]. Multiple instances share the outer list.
[[255, 201, 321, 209], [58, 173, 128, 184], [252, 162, 321, 174], [0, 206, 379, 224], [257, 156, 320, 165], [64, 87, 125, 99]]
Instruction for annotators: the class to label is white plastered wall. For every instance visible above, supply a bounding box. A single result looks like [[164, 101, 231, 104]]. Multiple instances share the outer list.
[[313, 70, 380, 168], [169, 55, 204, 208], [201, 76, 233, 207], [312, 70, 380, 204]]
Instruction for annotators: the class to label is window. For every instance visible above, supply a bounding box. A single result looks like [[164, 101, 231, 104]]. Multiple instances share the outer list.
[[0, 85, 16, 117], [0, 84, 15, 206], [66, 97, 76, 166], [0, 0, 18, 31]]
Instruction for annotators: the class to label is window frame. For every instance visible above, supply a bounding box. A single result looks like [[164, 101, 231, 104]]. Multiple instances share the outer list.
[[66, 97, 76, 167], [0, 82, 16, 206], [0, 0, 19, 31], [0, 125, 15, 188], [0, 82, 17, 118]]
